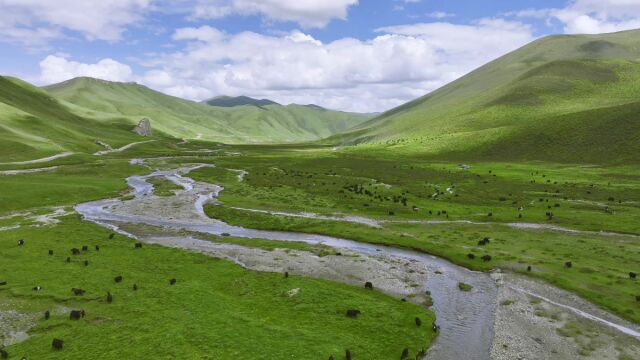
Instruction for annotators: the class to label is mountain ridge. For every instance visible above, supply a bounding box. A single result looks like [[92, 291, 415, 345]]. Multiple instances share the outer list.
[[204, 95, 280, 108], [43, 77, 373, 144]]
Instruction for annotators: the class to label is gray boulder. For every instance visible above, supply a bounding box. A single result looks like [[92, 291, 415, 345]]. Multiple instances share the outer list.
[[133, 118, 152, 137]]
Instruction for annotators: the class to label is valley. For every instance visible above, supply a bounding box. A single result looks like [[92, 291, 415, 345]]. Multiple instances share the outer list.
[[1, 27, 640, 360]]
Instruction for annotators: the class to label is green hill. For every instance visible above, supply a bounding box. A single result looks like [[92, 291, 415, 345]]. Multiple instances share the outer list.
[[0, 76, 142, 162], [331, 29, 640, 163], [45, 77, 371, 143], [204, 95, 279, 107]]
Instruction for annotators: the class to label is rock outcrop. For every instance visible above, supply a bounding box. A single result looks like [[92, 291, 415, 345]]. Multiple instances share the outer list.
[[133, 118, 152, 137]]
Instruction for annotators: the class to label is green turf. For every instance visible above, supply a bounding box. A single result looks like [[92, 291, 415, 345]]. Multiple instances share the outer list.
[[146, 176, 183, 197], [0, 216, 434, 359], [0, 160, 142, 213]]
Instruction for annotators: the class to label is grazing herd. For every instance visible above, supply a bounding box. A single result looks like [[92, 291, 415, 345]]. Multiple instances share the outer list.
[[0, 235, 181, 357], [338, 281, 437, 359], [5, 231, 637, 359], [466, 237, 493, 264]]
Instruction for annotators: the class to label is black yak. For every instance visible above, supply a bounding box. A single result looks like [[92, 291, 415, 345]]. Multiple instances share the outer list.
[[52, 338, 64, 350], [69, 310, 84, 320], [71, 288, 85, 296], [346, 309, 361, 318]]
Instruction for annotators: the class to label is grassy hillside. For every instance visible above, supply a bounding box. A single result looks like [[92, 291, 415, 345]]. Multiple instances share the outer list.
[[45, 78, 371, 143], [331, 29, 640, 163], [0, 76, 143, 162]]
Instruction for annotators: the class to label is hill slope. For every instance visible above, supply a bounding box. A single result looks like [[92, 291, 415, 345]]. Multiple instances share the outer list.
[[0, 76, 142, 162], [45, 78, 371, 143], [332, 29, 640, 163]]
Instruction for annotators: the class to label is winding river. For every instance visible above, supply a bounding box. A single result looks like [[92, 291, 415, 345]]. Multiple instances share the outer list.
[[75, 161, 640, 359]]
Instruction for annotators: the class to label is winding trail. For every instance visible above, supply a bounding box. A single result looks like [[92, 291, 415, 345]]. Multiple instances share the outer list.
[[225, 207, 638, 238], [0, 166, 59, 176], [0, 152, 73, 165], [74, 161, 640, 359], [230, 207, 382, 227], [94, 141, 155, 156]]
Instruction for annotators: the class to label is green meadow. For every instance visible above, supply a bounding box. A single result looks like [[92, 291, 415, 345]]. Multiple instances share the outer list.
[[184, 146, 640, 324], [1, 216, 434, 359]]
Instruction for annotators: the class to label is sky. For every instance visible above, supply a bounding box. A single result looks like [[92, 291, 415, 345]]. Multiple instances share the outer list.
[[2, 0, 640, 113]]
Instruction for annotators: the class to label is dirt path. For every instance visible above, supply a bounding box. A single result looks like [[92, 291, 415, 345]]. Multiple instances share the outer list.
[[94, 141, 155, 156], [0, 166, 59, 176], [0, 152, 73, 165]]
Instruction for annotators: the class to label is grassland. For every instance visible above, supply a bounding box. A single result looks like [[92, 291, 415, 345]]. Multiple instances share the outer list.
[[1, 216, 434, 359], [180, 145, 640, 324]]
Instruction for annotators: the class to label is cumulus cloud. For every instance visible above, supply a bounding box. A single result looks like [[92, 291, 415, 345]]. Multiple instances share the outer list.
[[515, 0, 640, 34], [134, 19, 534, 112], [190, 0, 359, 28], [39, 55, 134, 84], [0, 0, 152, 46]]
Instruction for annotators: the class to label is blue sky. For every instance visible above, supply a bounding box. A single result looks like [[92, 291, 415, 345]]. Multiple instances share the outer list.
[[1, 0, 639, 112]]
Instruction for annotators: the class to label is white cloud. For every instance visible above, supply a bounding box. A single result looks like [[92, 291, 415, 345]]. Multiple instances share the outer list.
[[516, 0, 640, 34], [132, 19, 533, 112], [0, 0, 152, 46], [173, 25, 225, 42], [39, 55, 134, 84], [190, 0, 359, 28], [427, 11, 455, 19]]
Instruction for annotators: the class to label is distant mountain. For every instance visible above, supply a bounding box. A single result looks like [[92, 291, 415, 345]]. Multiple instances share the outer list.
[[44, 77, 372, 144], [204, 95, 279, 107], [331, 29, 640, 163]]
